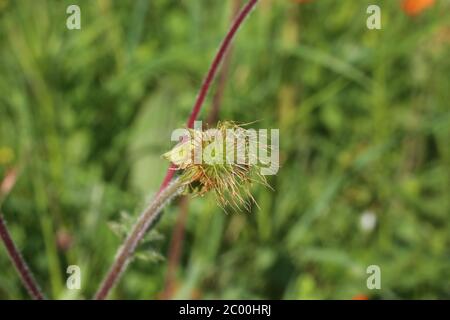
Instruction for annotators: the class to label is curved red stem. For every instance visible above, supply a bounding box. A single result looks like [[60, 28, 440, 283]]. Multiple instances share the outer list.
[[158, 0, 258, 193]]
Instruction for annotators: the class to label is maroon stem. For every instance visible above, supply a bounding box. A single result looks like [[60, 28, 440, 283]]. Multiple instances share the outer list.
[[185, 0, 257, 129], [208, 0, 242, 125], [158, 0, 258, 193], [162, 0, 243, 299], [0, 214, 45, 300]]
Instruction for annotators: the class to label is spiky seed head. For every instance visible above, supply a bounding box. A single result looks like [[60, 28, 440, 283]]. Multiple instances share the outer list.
[[163, 121, 269, 212]]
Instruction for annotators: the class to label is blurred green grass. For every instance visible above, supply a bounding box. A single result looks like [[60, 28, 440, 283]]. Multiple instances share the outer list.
[[0, 0, 449, 299]]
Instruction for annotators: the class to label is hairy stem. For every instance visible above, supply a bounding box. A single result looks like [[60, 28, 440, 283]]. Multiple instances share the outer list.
[[0, 213, 45, 300], [158, 0, 259, 193], [95, 178, 185, 300], [95, 0, 259, 300]]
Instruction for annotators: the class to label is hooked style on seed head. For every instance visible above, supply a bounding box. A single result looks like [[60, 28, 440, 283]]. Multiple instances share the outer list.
[[162, 121, 270, 212]]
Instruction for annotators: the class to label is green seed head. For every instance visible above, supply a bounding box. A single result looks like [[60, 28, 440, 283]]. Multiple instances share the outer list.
[[163, 121, 270, 212]]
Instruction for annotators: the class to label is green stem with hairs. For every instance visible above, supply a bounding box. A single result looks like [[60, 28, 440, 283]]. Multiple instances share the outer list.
[[95, 0, 259, 300], [94, 178, 185, 300]]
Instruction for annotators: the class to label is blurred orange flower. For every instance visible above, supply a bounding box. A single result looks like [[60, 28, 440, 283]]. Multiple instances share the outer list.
[[402, 0, 435, 16], [352, 294, 369, 300]]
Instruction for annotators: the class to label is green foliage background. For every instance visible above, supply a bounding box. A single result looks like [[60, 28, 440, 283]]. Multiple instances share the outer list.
[[0, 0, 449, 299]]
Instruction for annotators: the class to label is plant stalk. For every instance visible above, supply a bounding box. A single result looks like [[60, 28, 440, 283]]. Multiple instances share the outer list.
[[162, 0, 244, 299], [0, 213, 45, 300], [94, 178, 185, 300], [158, 0, 259, 193], [95, 0, 259, 300]]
